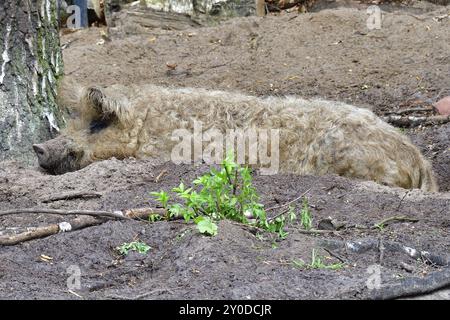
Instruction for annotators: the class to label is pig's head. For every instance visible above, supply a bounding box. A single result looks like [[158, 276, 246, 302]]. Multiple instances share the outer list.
[[33, 135, 86, 175], [34, 85, 137, 174]]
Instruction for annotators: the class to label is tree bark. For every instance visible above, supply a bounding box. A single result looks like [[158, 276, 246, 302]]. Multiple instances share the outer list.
[[0, 0, 64, 163]]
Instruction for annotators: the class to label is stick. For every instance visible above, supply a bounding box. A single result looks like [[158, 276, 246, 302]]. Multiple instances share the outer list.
[[395, 191, 410, 212], [154, 170, 167, 183], [0, 215, 102, 246], [385, 107, 434, 115], [383, 114, 450, 127], [373, 216, 419, 229], [0, 208, 129, 220], [323, 248, 347, 264], [0, 207, 170, 246], [267, 207, 290, 223], [265, 188, 311, 212], [123, 207, 167, 219], [41, 191, 102, 203], [107, 288, 176, 300]]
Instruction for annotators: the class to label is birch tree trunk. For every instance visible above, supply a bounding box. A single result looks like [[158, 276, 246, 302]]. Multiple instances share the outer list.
[[0, 0, 64, 163]]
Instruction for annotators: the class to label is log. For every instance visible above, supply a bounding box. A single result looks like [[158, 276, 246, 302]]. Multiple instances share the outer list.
[[110, 6, 202, 32]]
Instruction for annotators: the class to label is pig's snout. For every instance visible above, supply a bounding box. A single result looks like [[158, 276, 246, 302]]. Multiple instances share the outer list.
[[33, 144, 49, 167]]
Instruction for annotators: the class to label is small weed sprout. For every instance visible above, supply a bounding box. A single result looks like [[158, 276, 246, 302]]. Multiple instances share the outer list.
[[300, 197, 312, 230], [293, 249, 344, 270], [117, 241, 151, 256], [288, 205, 297, 222], [374, 222, 385, 231]]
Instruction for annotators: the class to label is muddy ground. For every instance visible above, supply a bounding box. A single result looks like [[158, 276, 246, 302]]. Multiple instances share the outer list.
[[1, 1, 449, 299]]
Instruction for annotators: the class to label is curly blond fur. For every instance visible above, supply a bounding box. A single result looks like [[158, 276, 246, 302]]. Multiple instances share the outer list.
[[56, 82, 437, 191]]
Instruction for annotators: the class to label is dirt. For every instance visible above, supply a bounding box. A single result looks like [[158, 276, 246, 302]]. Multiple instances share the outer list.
[[1, 1, 449, 299]]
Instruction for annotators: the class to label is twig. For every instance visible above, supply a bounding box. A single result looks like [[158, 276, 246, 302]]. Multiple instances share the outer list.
[[65, 67, 81, 76], [298, 229, 335, 235], [61, 39, 78, 50], [383, 114, 450, 127], [107, 288, 176, 300], [41, 191, 102, 203], [373, 216, 419, 229], [267, 207, 290, 223], [385, 107, 434, 115], [265, 188, 311, 212], [323, 248, 347, 264], [395, 191, 410, 212], [389, 11, 427, 21], [67, 290, 84, 299], [154, 169, 167, 183]]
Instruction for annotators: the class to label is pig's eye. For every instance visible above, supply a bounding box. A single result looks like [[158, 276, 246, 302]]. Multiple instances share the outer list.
[[68, 151, 77, 159], [89, 119, 110, 133]]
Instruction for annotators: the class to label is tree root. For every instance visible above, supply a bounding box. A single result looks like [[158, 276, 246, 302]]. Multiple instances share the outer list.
[[319, 238, 448, 267], [370, 268, 450, 300], [319, 238, 450, 299]]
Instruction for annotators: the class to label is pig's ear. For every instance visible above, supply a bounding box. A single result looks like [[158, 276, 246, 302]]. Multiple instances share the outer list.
[[81, 86, 132, 125]]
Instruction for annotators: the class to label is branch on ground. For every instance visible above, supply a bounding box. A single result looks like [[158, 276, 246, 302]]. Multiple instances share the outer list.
[[0, 207, 167, 246], [383, 114, 450, 127]]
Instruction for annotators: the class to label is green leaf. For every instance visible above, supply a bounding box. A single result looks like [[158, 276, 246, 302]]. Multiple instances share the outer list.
[[194, 216, 218, 236], [150, 190, 170, 208]]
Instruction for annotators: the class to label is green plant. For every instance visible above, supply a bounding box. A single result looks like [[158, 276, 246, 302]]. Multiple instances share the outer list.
[[300, 197, 312, 230], [148, 213, 162, 222], [194, 216, 218, 236], [288, 205, 297, 222], [151, 154, 287, 237], [293, 249, 344, 270], [374, 223, 385, 231], [117, 241, 151, 255]]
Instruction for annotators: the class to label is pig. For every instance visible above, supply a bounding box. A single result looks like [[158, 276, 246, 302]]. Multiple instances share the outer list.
[[33, 81, 438, 192]]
